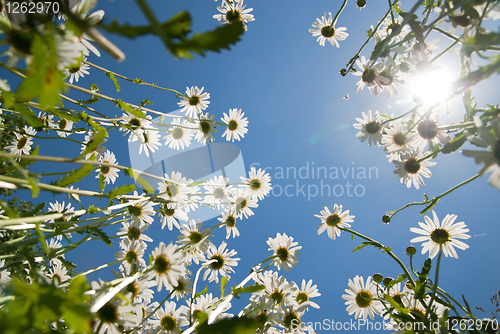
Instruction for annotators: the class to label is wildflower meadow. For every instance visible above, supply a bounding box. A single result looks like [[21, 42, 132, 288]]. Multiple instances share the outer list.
[[0, 0, 499, 333]]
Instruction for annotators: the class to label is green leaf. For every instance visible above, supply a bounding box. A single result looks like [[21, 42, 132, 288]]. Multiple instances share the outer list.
[[370, 36, 391, 61], [13, 104, 44, 129], [90, 227, 112, 246], [0, 199, 19, 218], [116, 100, 145, 119], [442, 132, 467, 154], [106, 72, 121, 92], [384, 293, 410, 315], [464, 31, 500, 51], [220, 276, 227, 298], [168, 21, 245, 59], [57, 163, 96, 187], [21, 202, 45, 217], [107, 184, 135, 200], [141, 99, 153, 107], [353, 241, 376, 253], [196, 315, 257, 334], [78, 121, 107, 160], [194, 286, 208, 300], [231, 284, 265, 299]]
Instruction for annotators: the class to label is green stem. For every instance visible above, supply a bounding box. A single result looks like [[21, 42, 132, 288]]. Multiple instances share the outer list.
[[423, 247, 442, 329], [332, 0, 348, 26], [338, 227, 415, 287]]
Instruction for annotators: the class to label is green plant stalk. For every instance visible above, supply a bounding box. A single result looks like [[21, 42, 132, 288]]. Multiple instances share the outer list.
[[332, 0, 348, 26], [423, 247, 442, 333], [339, 227, 415, 287]]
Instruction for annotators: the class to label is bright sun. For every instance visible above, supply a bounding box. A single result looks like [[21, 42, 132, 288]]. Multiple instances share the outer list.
[[413, 70, 454, 105]]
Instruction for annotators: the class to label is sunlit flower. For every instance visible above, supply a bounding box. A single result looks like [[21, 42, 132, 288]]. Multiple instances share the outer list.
[[202, 241, 240, 283], [352, 56, 385, 94], [118, 220, 153, 243], [382, 120, 418, 162], [462, 116, 500, 190], [342, 275, 382, 320], [96, 149, 120, 185], [309, 12, 348, 47], [49, 117, 74, 138], [178, 86, 210, 118], [166, 276, 193, 301], [213, 0, 255, 30], [253, 270, 297, 312], [177, 219, 212, 265], [93, 298, 140, 334], [6, 125, 36, 159], [164, 118, 194, 150], [229, 188, 258, 219], [218, 209, 240, 239], [203, 175, 233, 209], [393, 151, 436, 189], [0, 259, 11, 290], [157, 171, 191, 207], [240, 167, 272, 200], [81, 132, 107, 160], [120, 111, 153, 143], [410, 211, 470, 259], [373, 58, 404, 97], [47, 260, 71, 287], [47, 201, 76, 241], [158, 202, 189, 231], [64, 57, 90, 84], [149, 242, 186, 291], [353, 110, 385, 146], [127, 192, 156, 225], [194, 112, 217, 144], [377, 14, 411, 42], [190, 293, 232, 322], [315, 204, 354, 240], [292, 279, 321, 310], [137, 128, 162, 157], [267, 233, 302, 272], [148, 301, 189, 334], [221, 108, 248, 142], [115, 239, 147, 275], [414, 117, 450, 152]]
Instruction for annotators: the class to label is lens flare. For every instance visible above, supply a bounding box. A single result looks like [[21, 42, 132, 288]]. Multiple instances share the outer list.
[[413, 70, 454, 105]]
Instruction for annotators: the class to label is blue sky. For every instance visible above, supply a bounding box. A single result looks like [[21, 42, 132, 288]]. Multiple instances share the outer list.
[[3, 0, 500, 332]]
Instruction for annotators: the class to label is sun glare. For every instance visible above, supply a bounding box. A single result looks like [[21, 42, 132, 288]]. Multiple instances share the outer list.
[[413, 70, 454, 105]]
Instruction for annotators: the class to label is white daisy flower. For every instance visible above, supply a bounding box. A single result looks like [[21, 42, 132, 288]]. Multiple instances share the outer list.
[[115, 239, 147, 275], [54, 33, 82, 71], [382, 120, 418, 162], [218, 209, 240, 239], [342, 275, 383, 320], [462, 116, 500, 190], [221, 108, 248, 142], [137, 128, 162, 157], [117, 220, 153, 243], [115, 272, 155, 305], [177, 219, 212, 265], [253, 270, 297, 312], [164, 118, 194, 150], [281, 303, 311, 333], [46, 238, 65, 264], [178, 86, 210, 118], [47, 201, 76, 241], [95, 149, 120, 185], [240, 167, 272, 201], [158, 201, 189, 231], [81, 132, 107, 160], [6, 125, 36, 159], [119, 111, 153, 143], [127, 192, 156, 225], [414, 117, 450, 152], [309, 12, 349, 47], [202, 241, 240, 283], [47, 261, 71, 287], [203, 175, 233, 209], [315, 204, 354, 240], [243, 296, 281, 330], [157, 171, 191, 207], [393, 151, 436, 189], [352, 56, 386, 94], [64, 57, 90, 84], [49, 116, 74, 138], [373, 58, 404, 97], [377, 14, 411, 43], [267, 233, 302, 272], [213, 0, 255, 31], [149, 242, 186, 292], [92, 298, 141, 334], [166, 276, 193, 301], [194, 112, 217, 144], [190, 292, 232, 322], [0, 259, 12, 289], [292, 279, 321, 310], [353, 110, 385, 146], [229, 188, 258, 219], [148, 300, 189, 334], [410, 210, 470, 259]]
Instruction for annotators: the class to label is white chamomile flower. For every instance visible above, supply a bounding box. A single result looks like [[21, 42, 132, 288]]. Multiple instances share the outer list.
[[158, 202, 189, 231], [213, 0, 255, 31], [309, 12, 348, 47], [253, 270, 297, 312], [203, 175, 233, 209], [410, 210, 470, 259], [393, 151, 436, 189], [164, 118, 194, 150], [96, 149, 119, 185], [64, 57, 90, 84], [119, 111, 153, 142], [118, 220, 153, 243], [315, 204, 354, 240], [240, 167, 272, 200], [267, 233, 302, 272], [47, 261, 71, 287], [382, 120, 418, 162], [292, 279, 321, 310], [352, 56, 385, 94], [342, 275, 383, 320], [6, 125, 36, 159], [177, 219, 212, 265], [149, 242, 186, 292], [218, 209, 240, 239], [137, 128, 162, 157], [148, 301, 189, 334], [157, 171, 191, 207], [81, 132, 107, 160], [373, 58, 404, 97], [353, 110, 385, 146], [178, 86, 210, 118], [414, 117, 450, 152], [49, 117, 74, 138], [194, 112, 217, 144], [127, 192, 156, 225], [221, 108, 248, 142], [462, 116, 500, 190], [230, 188, 258, 219], [115, 238, 147, 275], [202, 241, 240, 283]]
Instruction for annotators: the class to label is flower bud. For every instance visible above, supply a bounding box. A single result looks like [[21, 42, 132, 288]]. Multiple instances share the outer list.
[[356, 0, 366, 9], [383, 277, 393, 287], [372, 273, 383, 284], [406, 246, 417, 256], [405, 281, 414, 290], [340, 68, 347, 76], [382, 215, 391, 224]]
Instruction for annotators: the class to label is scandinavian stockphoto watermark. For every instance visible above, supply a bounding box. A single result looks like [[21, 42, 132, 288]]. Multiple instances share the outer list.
[[250, 161, 378, 201]]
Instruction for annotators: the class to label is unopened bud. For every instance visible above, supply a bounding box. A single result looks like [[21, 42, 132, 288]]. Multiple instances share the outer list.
[[383, 277, 393, 288], [382, 215, 391, 224], [406, 246, 417, 256], [372, 273, 383, 284], [356, 0, 366, 8]]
